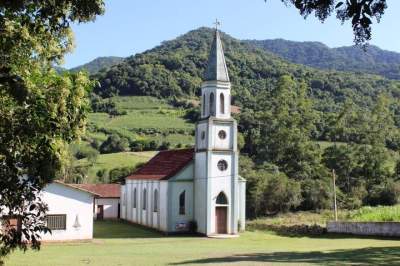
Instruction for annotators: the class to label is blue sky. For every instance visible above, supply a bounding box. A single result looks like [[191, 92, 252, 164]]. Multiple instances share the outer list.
[[64, 0, 400, 69]]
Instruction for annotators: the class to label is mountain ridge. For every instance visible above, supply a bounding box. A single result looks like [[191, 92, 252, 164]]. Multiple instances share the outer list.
[[69, 56, 124, 74], [91, 27, 400, 117], [70, 33, 400, 80], [245, 38, 400, 80]]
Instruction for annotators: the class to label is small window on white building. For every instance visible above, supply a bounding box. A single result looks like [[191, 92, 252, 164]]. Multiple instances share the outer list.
[[220, 93, 225, 114], [133, 188, 137, 209], [217, 160, 228, 171], [46, 214, 67, 230], [218, 130, 226, 139], [209, 93, 215, 116], [216, 192, 228, 205], [203, 94, 206, 115], [143, 188, 147, 210], [154, 189, 159, 212], [179, 191, 185, 215]]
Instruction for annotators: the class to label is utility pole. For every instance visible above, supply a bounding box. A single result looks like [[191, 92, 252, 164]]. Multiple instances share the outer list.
[[332, 169, 338, 221]]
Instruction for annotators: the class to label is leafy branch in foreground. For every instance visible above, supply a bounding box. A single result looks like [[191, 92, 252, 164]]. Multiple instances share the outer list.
[[0, 0, 104, 261]]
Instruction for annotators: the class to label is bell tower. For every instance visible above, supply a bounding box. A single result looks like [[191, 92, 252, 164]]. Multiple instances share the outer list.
[[194, 25, 239, 235]]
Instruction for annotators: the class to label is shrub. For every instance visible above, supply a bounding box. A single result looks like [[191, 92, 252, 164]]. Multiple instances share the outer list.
[[262, 174, 302, 214], [365, 180, 400, 206], [109, 166, 135, 183], [99, 134, 130, 154]]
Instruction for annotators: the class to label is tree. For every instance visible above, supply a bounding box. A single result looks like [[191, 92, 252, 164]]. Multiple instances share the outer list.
[[277, 0, 388, 46], [99, 134, 130, 154], [249, 75, 323, 180], [0, 0, 104, 260]]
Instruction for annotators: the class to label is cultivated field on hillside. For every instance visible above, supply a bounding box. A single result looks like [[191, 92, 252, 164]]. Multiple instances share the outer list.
[[78, 151, 156, 182], [87, 96, 195, 146]]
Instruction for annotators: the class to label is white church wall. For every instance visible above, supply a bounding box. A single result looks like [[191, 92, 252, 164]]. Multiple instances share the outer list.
[[168, 181, 194, 232], [209, 152, 234, 234], [40, 183, 94, 241], [196, 122, 208, 150], [238, 179, 246, 231], [215, 88, 231, 119], [194, 152, 208, 234], [95, 198, 119, 219], [211, 123, 233, 150], [159, 181, 169, 231], [124, 179, 164, 231], [166, 163, 194, 232]]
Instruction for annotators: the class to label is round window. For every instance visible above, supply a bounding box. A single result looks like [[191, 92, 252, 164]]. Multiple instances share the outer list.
[[201, 131, 206, 140], [218, 130, 226, 139], [217, 160, 228, 171]]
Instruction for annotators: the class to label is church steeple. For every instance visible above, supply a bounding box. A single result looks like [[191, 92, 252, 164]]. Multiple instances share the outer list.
[[195, 22, 242, 236], [204, 29, 230, 82], [200, 25, 231, 119]]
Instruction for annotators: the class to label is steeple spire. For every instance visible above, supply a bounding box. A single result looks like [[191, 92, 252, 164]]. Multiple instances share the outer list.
[[204, 27, 230, 82]]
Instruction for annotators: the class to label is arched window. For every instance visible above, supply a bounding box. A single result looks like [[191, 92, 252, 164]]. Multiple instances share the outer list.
[[220, 93, 225, 114], [153, 189, 158, 212], [202, 94, 206, 115], [209, 93, 215, 116], [142, 189, 147, 210], [179, 191, 186, 215], [216, 192, 228, 205], [133, 188, 137, 208]]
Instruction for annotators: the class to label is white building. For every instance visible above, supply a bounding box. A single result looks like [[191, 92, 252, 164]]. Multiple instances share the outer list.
[[73, 184, 121, 220], [121, 29, 246, 236], [40, 181, 97, 241]]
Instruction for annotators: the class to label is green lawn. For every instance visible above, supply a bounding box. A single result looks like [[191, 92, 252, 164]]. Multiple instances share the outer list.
[[5, 220, 400, 266], [78, 151, 156, 182]]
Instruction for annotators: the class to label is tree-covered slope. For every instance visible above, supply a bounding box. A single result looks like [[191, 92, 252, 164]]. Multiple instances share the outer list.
[[71, 56, 124, 74], [93, 27, 400, 113], [246, 39, 400, 80]]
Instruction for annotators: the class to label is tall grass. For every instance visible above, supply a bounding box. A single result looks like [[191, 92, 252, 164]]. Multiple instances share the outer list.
[[346, 205, 400, 222]]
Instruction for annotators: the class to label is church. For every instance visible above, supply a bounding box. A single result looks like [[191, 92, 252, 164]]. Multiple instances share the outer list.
[[120, 28, 246, 236]]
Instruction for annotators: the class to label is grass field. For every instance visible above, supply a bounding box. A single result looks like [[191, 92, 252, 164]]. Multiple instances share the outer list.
[[5, 220, 400, 266], [78, 151, 156, 182]]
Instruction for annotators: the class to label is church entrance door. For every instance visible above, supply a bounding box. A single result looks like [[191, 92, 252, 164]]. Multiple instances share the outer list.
[[215, 207, 227, 234]]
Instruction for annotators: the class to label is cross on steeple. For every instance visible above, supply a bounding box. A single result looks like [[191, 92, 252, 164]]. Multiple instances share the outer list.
[[213, 19, 221, 31]]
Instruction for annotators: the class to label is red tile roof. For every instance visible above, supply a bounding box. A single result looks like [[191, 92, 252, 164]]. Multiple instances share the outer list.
[[127, 148, 194, 180], [72, 184, 121, 198]]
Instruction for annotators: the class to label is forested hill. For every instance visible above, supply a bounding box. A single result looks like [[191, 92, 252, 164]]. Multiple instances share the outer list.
[[246, 39, 400, 80], [93, 27, 400, 113], [70, 56, 124, 74]]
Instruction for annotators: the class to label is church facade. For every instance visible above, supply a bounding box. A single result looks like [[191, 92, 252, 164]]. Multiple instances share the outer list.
[[120, 29, 246, 236]]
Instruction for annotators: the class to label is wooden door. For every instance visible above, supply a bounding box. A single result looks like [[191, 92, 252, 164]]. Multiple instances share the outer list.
[[215, 207, 227, 234], [97, 205, 104, 220]]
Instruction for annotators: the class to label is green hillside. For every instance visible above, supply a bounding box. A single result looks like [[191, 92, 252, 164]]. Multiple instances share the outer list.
[[78, 151, 156, 183], [86, 96, 194, 146], [246, 39, 400, 80], [93, 27, 400, 114]]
